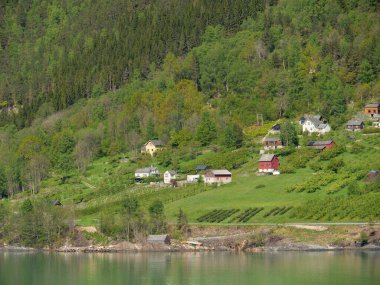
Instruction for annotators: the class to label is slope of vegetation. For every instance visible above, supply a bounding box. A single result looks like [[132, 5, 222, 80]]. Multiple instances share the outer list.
[[0, 0, 379, 246]]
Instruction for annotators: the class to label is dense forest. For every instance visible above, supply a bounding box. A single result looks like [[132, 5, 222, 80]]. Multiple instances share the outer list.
[[0, 0, 266, 125]]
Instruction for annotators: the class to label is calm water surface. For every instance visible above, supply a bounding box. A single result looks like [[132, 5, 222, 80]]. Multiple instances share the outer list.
[[0, 251, 379, 285]]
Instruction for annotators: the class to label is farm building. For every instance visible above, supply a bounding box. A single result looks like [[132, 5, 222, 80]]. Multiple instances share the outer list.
[[364, 103, 380, 118], [204, 170, 232, 185], [262, 137, 283, 150], [141, 140, 164, 156], [258, 154, 279, 173], [164, 170, 177, 184], [135, 166, 160, 178], [147, 235, 171, 245], [307, 140, 335, 151], [346, 119, 364, 131], [299, 115, 331, 134], [187, 174, 200, 183]]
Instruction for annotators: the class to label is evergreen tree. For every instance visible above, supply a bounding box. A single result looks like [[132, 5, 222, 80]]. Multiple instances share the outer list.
[[196, 112, 217, 146]]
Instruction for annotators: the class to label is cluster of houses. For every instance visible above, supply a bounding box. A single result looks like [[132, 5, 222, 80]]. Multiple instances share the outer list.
[[134, 162, 232, 186], [135, 102, 378, 185], [345, 103, 380, 131]]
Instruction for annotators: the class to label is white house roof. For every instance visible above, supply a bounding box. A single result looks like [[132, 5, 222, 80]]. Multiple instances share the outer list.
[[258, 154, 276, 162]]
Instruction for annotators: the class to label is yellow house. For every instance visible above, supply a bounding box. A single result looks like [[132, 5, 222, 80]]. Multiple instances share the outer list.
[[141, 140, 164, 156]]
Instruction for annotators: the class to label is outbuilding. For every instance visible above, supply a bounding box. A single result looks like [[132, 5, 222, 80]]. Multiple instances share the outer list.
[[307, 140, 335, 151], [204, 170, 232, 185], [147, 234, 171, 245], [164, 170, 177, 184], [262, 137, 283, 150], [258, 154, 280, 173], [346, 120, 364, 131]]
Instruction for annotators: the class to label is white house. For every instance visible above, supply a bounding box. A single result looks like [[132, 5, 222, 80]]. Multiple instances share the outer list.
[[204, 170, 232, 185], [187, 174, 200, 183], [164, 170, 177, 184], [299, 115, 331, 134], [135, 166, 160, 178]]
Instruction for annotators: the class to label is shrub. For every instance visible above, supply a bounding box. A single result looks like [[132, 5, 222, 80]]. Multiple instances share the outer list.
[[280, 164, 295, 174], [255, 184, 266, 189]]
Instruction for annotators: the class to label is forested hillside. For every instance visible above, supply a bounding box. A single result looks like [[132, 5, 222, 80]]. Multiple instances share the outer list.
[[0, 0, 266, 125], [0, 0, 380, 246]]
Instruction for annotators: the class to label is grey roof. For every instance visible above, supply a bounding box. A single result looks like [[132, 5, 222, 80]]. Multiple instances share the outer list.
[[146, 140, 164, 146], [258, 154, 276, 162], [135, 166, 158, 174], [307, 140, 334, 146], [302, 114, 327, 129], [263, 137, 281, 142], [209, 169, 232, 176], [147, 235, 170, 242], [165, 170, 177, 175], [365, 103, 380, 108], [346, 119, 364, 126]]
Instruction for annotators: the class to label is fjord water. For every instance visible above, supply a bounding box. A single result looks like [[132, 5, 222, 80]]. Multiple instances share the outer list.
[[0, 251, 379, 285]]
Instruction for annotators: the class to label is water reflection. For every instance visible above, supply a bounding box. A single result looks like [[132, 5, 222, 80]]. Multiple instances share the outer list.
[[0, 251, 379, 285]]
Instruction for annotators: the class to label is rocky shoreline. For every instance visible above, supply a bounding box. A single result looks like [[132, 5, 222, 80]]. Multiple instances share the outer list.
[[2, 224, 380, 253], [1, 241, 380, 254]]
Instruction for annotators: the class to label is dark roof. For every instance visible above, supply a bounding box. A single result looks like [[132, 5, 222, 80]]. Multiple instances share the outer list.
[[272, 124, 281, 131], [196, 165, 208, 171], [365, 103, 380, 108], [346, 119, 364, 126], [258, 154, 277, 162], [50, 200, 62, 206], [307, 140, 334, 146]]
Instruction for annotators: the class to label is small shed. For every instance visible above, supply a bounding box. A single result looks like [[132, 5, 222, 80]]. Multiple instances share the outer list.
[[269, 123, 281, 134], [307, 140, 335, 151], [147, 234, 171, 245], [196, 165, 208, 173], [187, 174, 200, 183], [50, 200, 62, 206]]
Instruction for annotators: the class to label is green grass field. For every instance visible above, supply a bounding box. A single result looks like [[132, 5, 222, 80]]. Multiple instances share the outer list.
[[164, 168, 335, 223], [9, 131, 379, 226]]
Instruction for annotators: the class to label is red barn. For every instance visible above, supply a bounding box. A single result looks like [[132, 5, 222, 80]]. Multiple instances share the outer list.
[[307, 140, 335, 151], [258, 154, 279, 173]]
